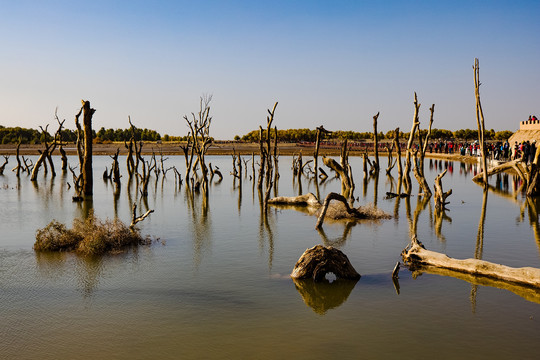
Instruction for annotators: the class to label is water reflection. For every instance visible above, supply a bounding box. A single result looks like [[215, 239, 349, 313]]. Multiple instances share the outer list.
[[471, 190, 488, 312], [316, 222, 355, 248], [292, 277, 358, 315], [413, 265, 540, 305]]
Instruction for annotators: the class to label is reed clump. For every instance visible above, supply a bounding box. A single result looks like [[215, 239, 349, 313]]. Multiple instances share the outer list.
[[34, 213, 152, 255]]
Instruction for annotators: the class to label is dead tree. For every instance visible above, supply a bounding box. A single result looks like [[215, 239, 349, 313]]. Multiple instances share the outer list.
[[184, 95, 214, 193], [54, 109, 68, 171], [124, 116, 137, 176], [314, 125, 331, 177], [434, 169, 452, 210], [110, 148, 121, 186], [12, 138, 22, 177], [130, 203, 154, 229], [257, 102, 278, 192], [372, 112, 380, 172], [412, 104, 435, 197], [74, 100, 95, 196], [473, 58, 489, 186], [0, 155, 9, 175], [30, 125, 53, 181], [137, 154, 156, 197], [322, 140, 354, 200], [69, 165, 84, 201], [403, 93, 421, 195]]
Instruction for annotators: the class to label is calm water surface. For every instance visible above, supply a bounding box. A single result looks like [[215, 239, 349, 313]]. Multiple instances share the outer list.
[[1, 155, 540, 359]]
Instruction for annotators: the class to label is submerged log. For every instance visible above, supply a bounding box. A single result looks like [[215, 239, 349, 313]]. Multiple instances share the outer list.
[[291, 245, 360, 281], [402, 236, 540, 288]]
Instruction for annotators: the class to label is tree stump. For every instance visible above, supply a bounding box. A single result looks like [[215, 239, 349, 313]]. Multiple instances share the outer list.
[[291, 245, 360, 281]]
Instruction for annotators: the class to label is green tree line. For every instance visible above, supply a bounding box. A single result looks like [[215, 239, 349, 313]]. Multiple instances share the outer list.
[[0, 125, 163, 144], [1, 125, 514, 145], [238, 128, 514, 142]]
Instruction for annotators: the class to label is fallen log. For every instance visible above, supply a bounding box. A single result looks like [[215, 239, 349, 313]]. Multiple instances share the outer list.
[[402, 236, 540, 289], [291, 244, 360, 281], [472, 159, 522, 183]]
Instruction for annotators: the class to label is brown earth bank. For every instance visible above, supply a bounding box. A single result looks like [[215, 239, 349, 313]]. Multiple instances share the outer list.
[[0, 141, 480, 163]]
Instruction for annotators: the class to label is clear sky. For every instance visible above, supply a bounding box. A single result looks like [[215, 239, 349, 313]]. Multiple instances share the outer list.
[[0, 0, 538, 139]]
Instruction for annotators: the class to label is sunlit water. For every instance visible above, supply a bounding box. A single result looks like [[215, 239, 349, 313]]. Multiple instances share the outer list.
[[1, 155, 540, 359]]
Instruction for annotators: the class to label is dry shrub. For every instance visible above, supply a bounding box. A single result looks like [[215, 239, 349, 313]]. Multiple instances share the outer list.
[[322, 202, 391, 221], [34, 220, 82, 252], [34, 213, 152, 255], [356, 203, 392, 220]]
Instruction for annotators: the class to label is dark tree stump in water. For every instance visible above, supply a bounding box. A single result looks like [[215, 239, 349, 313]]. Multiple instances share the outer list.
[[291, 245, 360, 281]]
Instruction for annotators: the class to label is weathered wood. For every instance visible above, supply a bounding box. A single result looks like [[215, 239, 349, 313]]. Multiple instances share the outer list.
[[0, 155, 9, 175], [372, 112, 380, 172], [474, 58, 489, 186], [402, 236, 540, 289], [472, 159, 522, 183], [434, 169, 452, 210], [291, 244, 360, 281], [130, 203, 154, 228], [268, 193, 321, 207], [403, 94, 420, 195], [316, 192, 365, 229], [81, 100, 95, 196]]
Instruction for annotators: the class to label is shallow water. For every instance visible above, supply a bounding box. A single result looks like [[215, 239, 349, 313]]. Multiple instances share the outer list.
[[1, 155, 540, 359]]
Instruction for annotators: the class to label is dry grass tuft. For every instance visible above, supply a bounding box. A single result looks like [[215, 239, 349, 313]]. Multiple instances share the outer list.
[[34, 213, 152, 255], [322, 202, 391, 221]]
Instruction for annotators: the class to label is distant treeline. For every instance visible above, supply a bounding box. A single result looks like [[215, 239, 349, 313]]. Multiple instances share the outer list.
[[0, 125, 514, 144], [0, 125, 164, 144], [238, 128, 514, 142]]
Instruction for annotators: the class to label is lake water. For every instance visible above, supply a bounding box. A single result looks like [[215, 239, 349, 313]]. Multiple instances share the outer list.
[[1, 155, 540, 359]]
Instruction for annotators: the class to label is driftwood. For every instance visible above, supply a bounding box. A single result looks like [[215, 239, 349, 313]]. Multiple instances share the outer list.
[[402, 236, 540, 289], [291, 244, 360, 281]]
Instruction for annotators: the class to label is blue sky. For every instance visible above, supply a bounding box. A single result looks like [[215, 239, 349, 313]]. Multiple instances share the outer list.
[[1, 0, 538, 139]]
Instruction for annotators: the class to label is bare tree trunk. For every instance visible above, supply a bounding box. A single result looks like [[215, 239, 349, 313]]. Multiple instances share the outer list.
[[403, 93, 420, 195], [474, 58, 489, 186], [82, 101, 95, 196], [434, 169, 452, 210], [372, 112, 380, 172]]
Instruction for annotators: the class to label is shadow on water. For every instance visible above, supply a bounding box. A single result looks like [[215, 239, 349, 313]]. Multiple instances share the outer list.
[[292, 277, 358, 315]]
